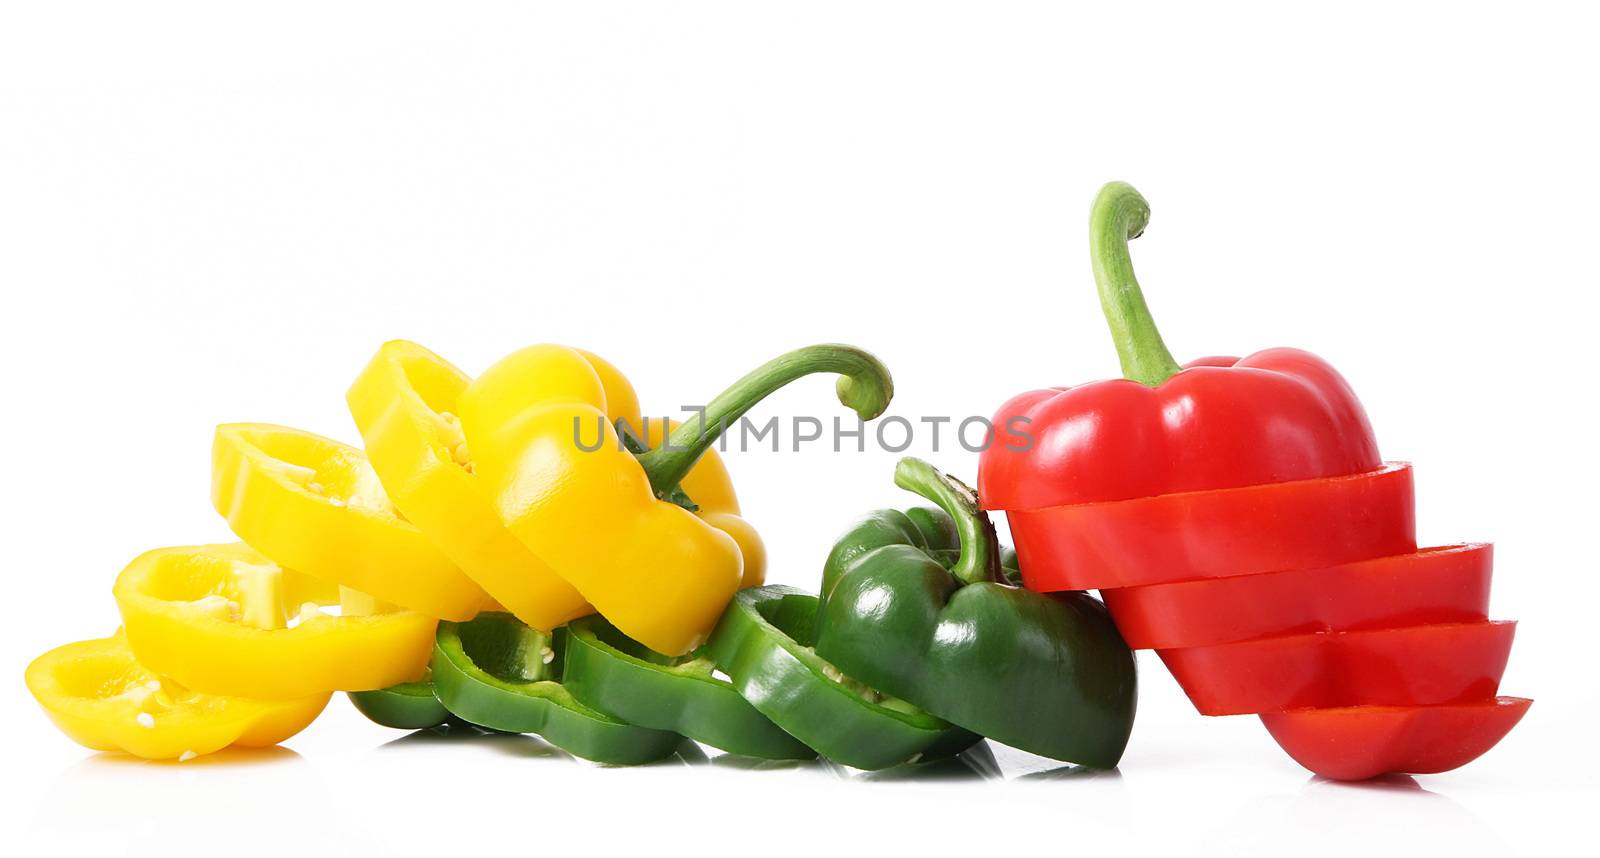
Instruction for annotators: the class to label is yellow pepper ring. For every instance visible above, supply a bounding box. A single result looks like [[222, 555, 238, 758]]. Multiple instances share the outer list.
[[641, 416, 767, 590], [211, 422, 485, 620], [25, 630, 330, 761], [347, 341, 613, 632], [348, 341, 758, 632], [114, 543, 437, 699], [461, 343, 891, 656]]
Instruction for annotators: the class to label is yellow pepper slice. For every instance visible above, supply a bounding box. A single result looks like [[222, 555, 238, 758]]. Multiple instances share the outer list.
[[114, 543, 437, 698], [346, 341, 619, 631], [639, 416, 767, 590], [346, 340, 755, 632], [25, 630, 329, 761], [211, 422, 485, 620], [459, 343, 891, 656]]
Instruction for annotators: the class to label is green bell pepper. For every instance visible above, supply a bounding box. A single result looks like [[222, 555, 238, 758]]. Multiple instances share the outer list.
[[563, 615, 815, 760], [431, 612, 684, 765], [815, 457, 1138, 768], [347, 670, 450, 730], [705, 584, 979, 770]]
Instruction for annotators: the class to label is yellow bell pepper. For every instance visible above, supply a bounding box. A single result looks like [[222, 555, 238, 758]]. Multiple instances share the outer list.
[[25, 630, 329, 761], [347, 340, 762, 633], [638, 415, 768, 589], [347, 341, 628, 631], [211, 422, 486, 620], [459, 343, 892, 656], [114, 543, 437, 698]]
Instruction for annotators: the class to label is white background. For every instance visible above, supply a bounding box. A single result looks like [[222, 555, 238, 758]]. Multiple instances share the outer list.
[[3, 2, 1596, 855]]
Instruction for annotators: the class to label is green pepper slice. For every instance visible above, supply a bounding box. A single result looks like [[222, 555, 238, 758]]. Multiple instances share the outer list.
[[706, 585, 979, 771], [564, 615, 815, 760], [431, 612, 684, 765], [348, 670, 450, 730], [816, 458, 1138, 768]]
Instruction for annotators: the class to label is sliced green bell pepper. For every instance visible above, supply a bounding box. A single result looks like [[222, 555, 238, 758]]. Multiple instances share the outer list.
[[563, 615, 815, 760], [431, 612, 684, 765], [816, 458, 1138, 768], [706, 584, 979, 770], [348, 670, 450, 730]]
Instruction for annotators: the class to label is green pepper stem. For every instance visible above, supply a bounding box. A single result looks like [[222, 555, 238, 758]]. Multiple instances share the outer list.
[[1090, 181, 1183, 387], [893, 458, 1001, 587], [636, 344, 893, 497]]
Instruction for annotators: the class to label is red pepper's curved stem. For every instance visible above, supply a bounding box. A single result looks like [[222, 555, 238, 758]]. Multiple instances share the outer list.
[[893, 457, 1002, 587], [636, 344, 893, 498], [1091, 181, 1183, 387]]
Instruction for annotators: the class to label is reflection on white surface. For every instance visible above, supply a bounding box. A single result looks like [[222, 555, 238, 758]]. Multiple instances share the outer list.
[[12, 702, 1590, 858], [27, 748, 376, 857], [1199, 774, 1507, 855]]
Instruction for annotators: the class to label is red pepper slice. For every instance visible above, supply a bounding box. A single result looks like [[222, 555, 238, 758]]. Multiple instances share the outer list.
[[1260, 697, 1531, 781], [1008, 463, 1415, 591], [1103, 544, 1492, 649], [1159, 621, 1514, 716], [979, 349, 1381, 511]]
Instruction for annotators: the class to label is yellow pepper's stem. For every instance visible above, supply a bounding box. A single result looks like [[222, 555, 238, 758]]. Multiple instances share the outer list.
[[636, 344, 893, 498]]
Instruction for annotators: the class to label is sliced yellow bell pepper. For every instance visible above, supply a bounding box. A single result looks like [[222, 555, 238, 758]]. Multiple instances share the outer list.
[[459, 343, 891, 656], [639, 416, 767, 590], [347, 340, 759, 632], [114, 543, 437, 698], [211, 422, 486, 620], [347, 341, 628, 631], [25, 630, 329, 761]]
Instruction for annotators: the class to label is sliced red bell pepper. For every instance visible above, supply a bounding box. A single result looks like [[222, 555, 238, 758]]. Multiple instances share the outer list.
[[1103, 544, 1492, 649], [1260, 697, 1531, 781], [979, 345, 1381, 510], [1007, 463, 1416, 591], [1159, 621, 1515, 716], [977, 182, 1528, 779]]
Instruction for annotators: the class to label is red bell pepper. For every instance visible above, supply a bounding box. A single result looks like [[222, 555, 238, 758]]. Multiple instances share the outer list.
[[1158, 621, 1515, 716], [1103, 543, 1492, 649], [1007, 463, 1416, 591], [1261, 697, 1531, 781], [982, 344, 1380, 509], [976, 181, 1527, 779], [978, 186, 1378, 514]]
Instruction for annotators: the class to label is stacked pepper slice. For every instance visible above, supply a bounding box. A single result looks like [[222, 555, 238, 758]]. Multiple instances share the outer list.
[[431, 613, 687, 765], [455, 342, 889, 655], [563, 615, 814, 760], [706, 585, 977, 769], [114, 543, 437, 699], [977, 182, 1529, 780], [28, 337, 915, 764], [25, 631, 329, 761]]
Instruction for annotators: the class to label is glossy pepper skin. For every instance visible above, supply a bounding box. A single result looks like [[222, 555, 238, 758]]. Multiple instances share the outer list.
[[1005, 463, 1416, 591], [349, 341, 635, 632], [815, 459, 1138, 768], [563, 616, 814, 760], [460, 344, 892, 656], [347, 670, 450, 730], [979, 181, 1379, 517], [114, 543, 437, 698], [975, 181, 1528, 780], [1159, 621, 1515, 715], [431, 613, 684, 765], [1261, 697, 1532, 780], [212, 422, 485, 621], [26, 631, 329, 760], [706, 586, 978, 770], [1104, 543, 1493, 650]]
